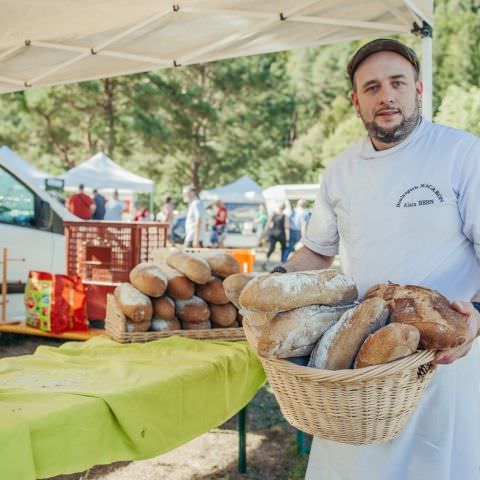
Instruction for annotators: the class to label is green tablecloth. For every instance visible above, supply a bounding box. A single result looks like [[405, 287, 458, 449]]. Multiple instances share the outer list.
[[0, 336, 265, 480]]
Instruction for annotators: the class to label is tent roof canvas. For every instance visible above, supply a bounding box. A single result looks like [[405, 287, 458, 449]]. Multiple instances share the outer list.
[[61, 152, 154, 193], [0, 1, 432, 94], [201, 175, 264, 204], [0, 145, 47, 187]]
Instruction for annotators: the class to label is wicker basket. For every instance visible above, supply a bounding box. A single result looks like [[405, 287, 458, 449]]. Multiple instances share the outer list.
[[261, 350, 436, 445], [105, 294, 245, 343]]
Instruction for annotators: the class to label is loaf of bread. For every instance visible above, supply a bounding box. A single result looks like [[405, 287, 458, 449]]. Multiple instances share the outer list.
[[129, 262, 168, 297], [212, 320, 240, 328], [196, 277, 229, 305], [126, 318, 151, 332], [239, 270, 358, 312], [256, 304, 352, 358], [309, 298, 389, 370], [151, 317, 181, 331], [240, 309, 275, 331], [114, 283, 153, 323], [365, 283, 468, 349], [354, 323, 420, 368], [209, 302, 237, 327], [167, 251, 211, 284], [175, 296, 210, 323], [182, 320, 212, 330], [242, 318, 259, 349], [223, 272, 261, 308], [152, 296, 175, 321], [198, 252, 241, 278], [161, 265, 195, 300]]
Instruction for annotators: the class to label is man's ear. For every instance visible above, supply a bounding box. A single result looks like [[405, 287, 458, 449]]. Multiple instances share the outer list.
[[416, 79, 423, 97], [351, 90, 360, 114]]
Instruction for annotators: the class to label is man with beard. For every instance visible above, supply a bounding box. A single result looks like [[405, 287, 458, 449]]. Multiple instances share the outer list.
[[279, 39, 480, 479]]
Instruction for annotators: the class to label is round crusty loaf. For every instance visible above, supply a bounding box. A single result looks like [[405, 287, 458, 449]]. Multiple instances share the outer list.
[[212, 320, 240, 329], [161, 265, 195, 300], [309, 297, 389, 370], [114, 283, 153, 323], [175, 296, 210, 323], [209, 302, 237, 327], [151, 317, 181, 332], [167, 251, 211, 284], [223, 272, 262, 308], [126, 318, 151, 332], [198, 252, 241, 278], [129, 263, 168, 297], [354, 323, 420, 369], [152, 296, 175, 321], [242, 318, 259, 349], [196, 277, 229, 305], [365, 283, 469, 349], [182, 319, 212, 330], [256, 304, 353, 359], [239, 270, 358, 313]]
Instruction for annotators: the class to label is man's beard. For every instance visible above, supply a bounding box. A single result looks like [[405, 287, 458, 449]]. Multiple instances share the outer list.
[[360, 96, 421, 146]]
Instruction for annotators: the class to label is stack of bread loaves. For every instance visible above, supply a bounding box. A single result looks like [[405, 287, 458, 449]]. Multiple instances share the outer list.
[[111, 249, 244, 333], [236, 271, 469, 370]]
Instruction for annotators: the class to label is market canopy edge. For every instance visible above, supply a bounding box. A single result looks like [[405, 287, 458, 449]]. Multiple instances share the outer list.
[[0, 0, 433, 94]]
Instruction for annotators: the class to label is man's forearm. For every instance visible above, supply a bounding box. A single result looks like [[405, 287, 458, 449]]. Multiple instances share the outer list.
[[284, 246, 335, 272]]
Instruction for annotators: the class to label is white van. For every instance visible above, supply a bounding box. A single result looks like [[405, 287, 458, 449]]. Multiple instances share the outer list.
[[0, 160, 73, 320]]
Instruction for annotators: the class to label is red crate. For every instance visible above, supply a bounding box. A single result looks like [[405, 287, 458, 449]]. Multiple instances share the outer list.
[[64, 221, 168, 281], [65, 221, 168, 321]]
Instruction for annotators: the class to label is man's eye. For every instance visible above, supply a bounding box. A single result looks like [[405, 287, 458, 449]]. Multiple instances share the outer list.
[[365, 85, 378, 93], [392, 81, 404, 88]]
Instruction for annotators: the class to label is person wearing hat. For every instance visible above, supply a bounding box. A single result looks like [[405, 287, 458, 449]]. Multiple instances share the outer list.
[[279, 38, 480, 479]]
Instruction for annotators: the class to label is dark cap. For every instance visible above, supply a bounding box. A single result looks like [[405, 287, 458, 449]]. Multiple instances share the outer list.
[[347, 38, 420, 84]]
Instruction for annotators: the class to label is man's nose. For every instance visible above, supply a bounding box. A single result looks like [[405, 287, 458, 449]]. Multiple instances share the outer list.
[[379, 86, 397, 105]]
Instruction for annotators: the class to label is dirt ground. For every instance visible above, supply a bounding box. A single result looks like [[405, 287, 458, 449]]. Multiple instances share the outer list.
[[0, 248, 311, 480]]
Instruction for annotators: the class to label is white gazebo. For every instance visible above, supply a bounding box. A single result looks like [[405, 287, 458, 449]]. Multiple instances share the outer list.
[[0, 1, 433, 118]]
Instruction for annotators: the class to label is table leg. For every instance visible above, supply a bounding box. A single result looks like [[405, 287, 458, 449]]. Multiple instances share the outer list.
[[296, 430, 310, 455], [237, 406, 247, 473]]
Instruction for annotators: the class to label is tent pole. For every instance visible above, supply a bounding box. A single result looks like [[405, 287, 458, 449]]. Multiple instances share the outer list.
[[412, 21, 433, 121]]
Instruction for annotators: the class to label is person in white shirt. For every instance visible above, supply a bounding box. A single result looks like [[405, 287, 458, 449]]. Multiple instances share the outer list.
[[283, 38, 480, 480], [104, 190, 124, 221], [182, 185, 206, 248], [284, 199, 309, 261]]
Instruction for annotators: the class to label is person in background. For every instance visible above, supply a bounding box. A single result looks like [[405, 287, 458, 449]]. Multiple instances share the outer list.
[[210, 198, 228, 248], [156, 196, 175, 224], [283, 199, 309, 261], [254, 203, 268, 246], [133, 201, 150, 222], [104, 190, 124, 221], [91, 189, 106, 220], [66, 184, 94, 220], [262, 202, 288, 270], [182, 185, 205, 248], [282, 38, 480, 480]]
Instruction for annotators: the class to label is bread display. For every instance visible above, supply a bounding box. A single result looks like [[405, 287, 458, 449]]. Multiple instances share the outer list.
[[152, 296, 175, 321], [239, 270, 358, 313], [223, 272, 260, 308], [167, 251, 211, 284], [354, 323, 420, 368], [365, 283, 468, 349], [308, 298, 389, 370], [255, 304, 353, 359], [126, 318, 151, 332], [162, 266, 195, 300], [175, 296, 210, 323], [196, 277, 229, 305], [129, 262, 168, 297], [198, 251, 242, 278], [114, 283, 153, 323], [151, 317, 181, 332], [210, 302, 237, 327]]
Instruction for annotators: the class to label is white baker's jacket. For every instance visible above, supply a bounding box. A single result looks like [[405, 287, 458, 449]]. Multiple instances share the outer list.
[[303, 119, 480, 480]]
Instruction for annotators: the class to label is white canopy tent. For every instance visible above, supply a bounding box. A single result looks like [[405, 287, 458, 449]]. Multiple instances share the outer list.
[[62, 152, 154, 194], [0, 145, 47, 188], [263, 183, 321, 214], [0, 1, 433, 118], [201, 175, 264, 204]]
